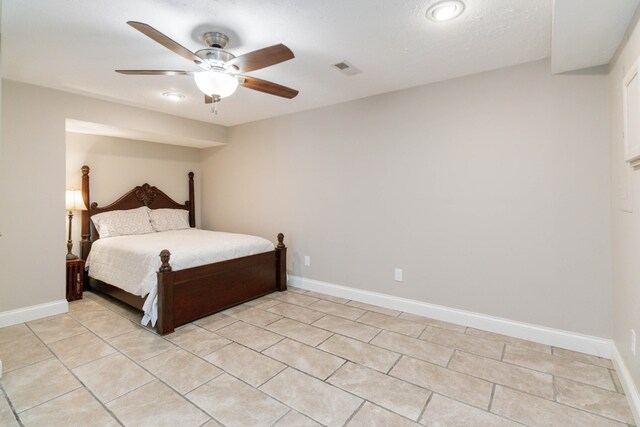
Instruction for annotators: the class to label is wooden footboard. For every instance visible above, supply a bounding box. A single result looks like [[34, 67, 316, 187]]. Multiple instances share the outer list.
[[156, 236, 287, 335]]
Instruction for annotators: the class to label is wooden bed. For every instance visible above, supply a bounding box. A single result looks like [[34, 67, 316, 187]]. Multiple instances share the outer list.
[[79, 165, 287, 335]]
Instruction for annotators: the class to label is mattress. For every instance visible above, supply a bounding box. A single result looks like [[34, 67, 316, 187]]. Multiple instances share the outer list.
[[85, 228, 275, 325]]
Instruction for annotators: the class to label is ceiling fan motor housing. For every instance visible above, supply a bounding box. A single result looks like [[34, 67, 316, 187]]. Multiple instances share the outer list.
[[203, 31, 229, 48], [195, 48, 235, 69]]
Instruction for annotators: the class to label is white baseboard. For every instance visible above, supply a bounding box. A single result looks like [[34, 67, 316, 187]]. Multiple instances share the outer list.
[[0, 299, 68, 328], [288, 275, 612, 358], [611, 344, 640, 425]]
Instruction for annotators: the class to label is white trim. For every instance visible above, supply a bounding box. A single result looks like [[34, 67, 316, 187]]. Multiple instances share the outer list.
[[611, 344, 640, 425], [0, 300, 68, 328], [289, 275, 612, 358]]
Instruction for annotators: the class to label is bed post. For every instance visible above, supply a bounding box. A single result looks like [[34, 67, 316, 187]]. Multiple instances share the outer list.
[[156, 249, 175, 335], [275, 233, 287, 291], [188, 172, 195, 227], [80, 165, 91, 259]]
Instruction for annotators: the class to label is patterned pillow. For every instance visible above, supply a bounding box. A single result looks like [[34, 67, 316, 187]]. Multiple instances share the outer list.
[[149, 208, 190, 232], [92, 206, 154, 238]]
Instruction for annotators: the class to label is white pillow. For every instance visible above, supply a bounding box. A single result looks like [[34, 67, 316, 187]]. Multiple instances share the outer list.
[[149, 208, 191, 232], [92, 206, 154, 238]]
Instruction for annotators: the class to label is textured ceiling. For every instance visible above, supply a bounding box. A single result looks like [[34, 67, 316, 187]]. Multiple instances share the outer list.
[[1, 0, 552, 126], [552, 0, 640, 74]]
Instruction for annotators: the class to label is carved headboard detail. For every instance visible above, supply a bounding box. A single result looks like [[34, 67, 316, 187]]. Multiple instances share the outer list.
[[80, 166, 195, 257], [89, 183, 190, 214]]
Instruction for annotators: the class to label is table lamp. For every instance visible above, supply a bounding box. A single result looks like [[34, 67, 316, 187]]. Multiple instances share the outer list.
[[65, 190, 87, 259]]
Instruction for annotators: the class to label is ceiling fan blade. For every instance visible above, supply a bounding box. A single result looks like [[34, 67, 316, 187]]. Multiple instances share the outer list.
[[116, 70, 194, 75], [239, 76, 299, 99], [204, 95, 213, 104], [127, 21, 206, 68], [227, 44, 294, 73]]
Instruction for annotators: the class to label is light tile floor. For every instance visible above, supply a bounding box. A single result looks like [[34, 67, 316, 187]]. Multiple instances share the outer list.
[[0, 289, 636, 427]]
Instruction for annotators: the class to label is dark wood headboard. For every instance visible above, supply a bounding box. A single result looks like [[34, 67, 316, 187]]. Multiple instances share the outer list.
[[80, 165, 195, 258]]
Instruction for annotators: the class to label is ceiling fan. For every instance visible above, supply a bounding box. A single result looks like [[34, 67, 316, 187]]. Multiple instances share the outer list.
[[116, 21, 299, 112]]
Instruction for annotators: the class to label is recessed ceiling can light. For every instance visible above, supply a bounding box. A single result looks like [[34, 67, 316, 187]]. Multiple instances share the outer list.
[[426, 0, 465, 22], [162, 92, 185, 101]]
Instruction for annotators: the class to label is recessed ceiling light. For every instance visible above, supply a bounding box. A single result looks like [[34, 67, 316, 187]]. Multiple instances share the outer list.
[[426, 1, 465, 22], [162, 92, 185, 101]]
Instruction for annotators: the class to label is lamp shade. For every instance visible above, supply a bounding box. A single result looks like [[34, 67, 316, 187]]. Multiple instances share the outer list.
[[65, 190, 87, 211], [193, 71, 239, 98]]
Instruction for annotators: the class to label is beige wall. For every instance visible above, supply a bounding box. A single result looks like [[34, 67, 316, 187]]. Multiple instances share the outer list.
[[65, 133, 202, 249], [201, 59, 613, 338], [0, 80, 225, 312], [609, 11, 640, 390]]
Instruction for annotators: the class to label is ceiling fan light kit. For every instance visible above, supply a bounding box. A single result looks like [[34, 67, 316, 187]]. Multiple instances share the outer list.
[[194, 71, 239, 99], [116, 22, 299, 114]]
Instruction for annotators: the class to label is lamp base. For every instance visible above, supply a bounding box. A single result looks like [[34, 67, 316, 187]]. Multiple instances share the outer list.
[[66, 239, 78, 260]]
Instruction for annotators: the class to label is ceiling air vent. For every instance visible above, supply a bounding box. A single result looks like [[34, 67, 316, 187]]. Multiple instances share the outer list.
[[332, 60, 361, 76]]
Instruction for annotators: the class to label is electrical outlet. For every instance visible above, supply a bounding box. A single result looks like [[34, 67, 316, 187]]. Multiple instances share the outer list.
[[632, 329, 637, 356], [304, 256, 311, 267], [394, 268, 403, 282]]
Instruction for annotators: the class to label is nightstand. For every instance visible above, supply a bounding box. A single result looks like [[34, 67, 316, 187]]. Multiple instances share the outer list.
[[66, 258, 85, 301]]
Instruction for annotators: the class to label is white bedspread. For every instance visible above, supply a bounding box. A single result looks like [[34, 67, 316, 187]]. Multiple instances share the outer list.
[[86, 229, 275, 325]]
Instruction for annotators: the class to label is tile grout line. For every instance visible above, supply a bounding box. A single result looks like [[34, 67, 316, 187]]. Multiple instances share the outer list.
[[496, 354, 617, 393], [206, 340, 288, 388], [385, 362, 529, 425], [262, 320, 336, 348], [468, 342, 617, 392], [242, 295, 635, 425], [352, 312, 427, 336], [551, 346, 615, 368], [417, 391, 434, 422], [66, 298, 231, 423], [323, 360, 438, 415], [88, 329, 222, 422], [0, 382, 24, 427], [260, 361, 429, 426], [366, 328, 384, 344], [443, 348, 621, 405], [261, 301, 326, 323], [353, 400, 427, 426], [0, 353, 56, 377], [340, 400, 366, 427], [196, 317, 240, 333], [22, 320, 126, 426], [313, 331, 337, 349], [387, 353, 560, 413], [197, 417, 222, 427], [385, 353, 403, 375], [485, 388, 533, 426], [445, 348, 456, 368], [254, 367, 345, 426], [309, 315, 383, 344], [487, 383, 497, 412], [328, 328, 451, 369], [4, 291, 633, 427], [268, 408, 292, 427], [495, 383, 635, 425], [78, 293, 487, 422], [323, 359, 349, 383], [416, 330, 504, 362]]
